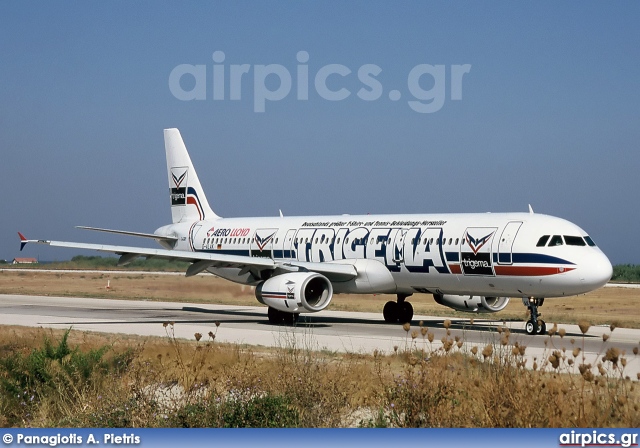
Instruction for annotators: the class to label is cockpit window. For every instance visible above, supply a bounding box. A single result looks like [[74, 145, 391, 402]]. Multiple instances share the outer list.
[[548, 235, 563, 246], [564, 235, 586, 246], [584, 236, 596, 247], [536, 235, 550, 247]]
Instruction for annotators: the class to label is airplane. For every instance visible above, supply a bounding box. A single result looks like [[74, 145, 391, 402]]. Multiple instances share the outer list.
[[19, 129, 613, 335]]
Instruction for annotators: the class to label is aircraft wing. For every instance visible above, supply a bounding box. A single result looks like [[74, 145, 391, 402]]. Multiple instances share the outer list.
[[18, 234, 357, 281], [277, 261, 357, 282], [75, 226, 178, 243]]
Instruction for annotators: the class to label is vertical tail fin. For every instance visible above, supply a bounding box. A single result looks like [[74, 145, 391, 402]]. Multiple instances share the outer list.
[[164, 128, 219, 223]]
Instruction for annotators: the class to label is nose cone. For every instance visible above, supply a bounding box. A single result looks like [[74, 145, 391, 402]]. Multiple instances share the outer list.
[[580, 251, 613, 291]]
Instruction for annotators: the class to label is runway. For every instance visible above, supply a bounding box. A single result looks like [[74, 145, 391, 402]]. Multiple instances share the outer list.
[[0, 293, 638, 379]]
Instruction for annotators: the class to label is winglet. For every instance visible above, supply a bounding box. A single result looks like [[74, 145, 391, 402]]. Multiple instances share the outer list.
[[18, 232, 27, 251]]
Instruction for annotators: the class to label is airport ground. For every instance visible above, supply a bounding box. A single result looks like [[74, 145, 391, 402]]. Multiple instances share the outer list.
[[0, 268, 639, 427], [0, 268, 639, 328]]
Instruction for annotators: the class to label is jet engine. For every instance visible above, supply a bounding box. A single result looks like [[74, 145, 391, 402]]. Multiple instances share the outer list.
[[256, 272, 333, 314], [433, 294, 510, 313]]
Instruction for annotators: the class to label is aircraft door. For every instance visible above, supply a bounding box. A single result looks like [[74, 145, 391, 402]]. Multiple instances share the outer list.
[[251, 228, 278, 259], [190, 223, 204, 250], [393, 229, 407, 263], [497, 221, 522, 265], [283, 229, 297, 259]]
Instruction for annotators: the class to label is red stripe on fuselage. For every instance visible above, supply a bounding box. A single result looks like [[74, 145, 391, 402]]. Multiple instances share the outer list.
[[494, 266, 575, 276], [449, 264, 462, 274]]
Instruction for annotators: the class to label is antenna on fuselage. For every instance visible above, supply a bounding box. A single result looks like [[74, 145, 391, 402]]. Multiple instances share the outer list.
[[528, 204, 534, 214], [279, 209, 284, 218]]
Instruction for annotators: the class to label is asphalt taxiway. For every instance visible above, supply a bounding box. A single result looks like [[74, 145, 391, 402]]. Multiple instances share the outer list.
[[0, 293, 638, 379]]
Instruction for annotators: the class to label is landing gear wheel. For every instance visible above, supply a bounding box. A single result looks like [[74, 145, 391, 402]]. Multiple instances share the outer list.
[[267, 306, 282, 324], [523, 297, 545, 335], [383, 294, 414, 324], [268, 307, 298, 326], [383, 301, 398, 323], [398, 302, 414, 324], [525, 320, 535, 335], [282, 312, 299, 326]]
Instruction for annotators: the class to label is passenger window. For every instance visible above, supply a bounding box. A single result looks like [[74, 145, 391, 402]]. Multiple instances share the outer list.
[[337, 238, 341, 244], [455, 238, 459, 245], [564, 236, 586, 246], [584, 236, 596, 247], [275, 238, 278, 244], [548, 235, 563, 246], [448, 238, 452, 245], [536, 235, 550, 247]]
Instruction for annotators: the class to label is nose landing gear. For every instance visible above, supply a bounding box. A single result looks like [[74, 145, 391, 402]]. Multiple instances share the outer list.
[[383, 294, 414, 324], [523, 297, 546, 335]]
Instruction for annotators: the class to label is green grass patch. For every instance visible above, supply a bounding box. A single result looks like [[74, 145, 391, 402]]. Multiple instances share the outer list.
[[612, 264, 640, 283]]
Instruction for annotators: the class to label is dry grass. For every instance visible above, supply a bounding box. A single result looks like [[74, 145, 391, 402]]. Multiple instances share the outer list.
[[0, 324, 638, 428], [1, 270, 639, 328]]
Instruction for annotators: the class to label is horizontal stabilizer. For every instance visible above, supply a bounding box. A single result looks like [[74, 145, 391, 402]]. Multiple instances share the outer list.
[[18, 232, 27, 251]]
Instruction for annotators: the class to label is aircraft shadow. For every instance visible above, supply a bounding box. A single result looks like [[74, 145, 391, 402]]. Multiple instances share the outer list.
[[42, 305, 598, 339]]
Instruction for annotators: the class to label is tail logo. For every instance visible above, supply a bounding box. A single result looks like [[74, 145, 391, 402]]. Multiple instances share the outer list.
[[170, 167, 188, 206]]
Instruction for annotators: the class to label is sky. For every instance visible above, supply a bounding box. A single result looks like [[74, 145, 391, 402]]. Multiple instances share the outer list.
[[1, 2, 639, 264]]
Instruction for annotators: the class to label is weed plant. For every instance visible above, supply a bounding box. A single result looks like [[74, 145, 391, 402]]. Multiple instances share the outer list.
[[0, 322, 638, 427]]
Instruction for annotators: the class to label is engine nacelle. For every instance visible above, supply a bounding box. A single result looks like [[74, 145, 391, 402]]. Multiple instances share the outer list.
[[433, 294, 510, 313], [255, 272, 333, 314]]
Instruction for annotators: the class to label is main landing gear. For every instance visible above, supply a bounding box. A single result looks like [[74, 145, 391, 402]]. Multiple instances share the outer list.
[[523, 297, 546, 335], [267, 306, 299, 325], [383, 294, 414, 324]]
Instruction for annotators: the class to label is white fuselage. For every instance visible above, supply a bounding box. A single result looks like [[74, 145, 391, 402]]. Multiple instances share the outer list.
[[156, 211, 612, 299]]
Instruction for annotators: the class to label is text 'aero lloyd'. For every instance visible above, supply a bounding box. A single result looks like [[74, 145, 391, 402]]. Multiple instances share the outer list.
[[20, 129, 613, 335]]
